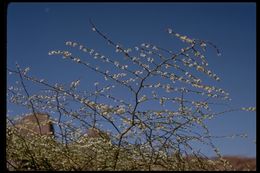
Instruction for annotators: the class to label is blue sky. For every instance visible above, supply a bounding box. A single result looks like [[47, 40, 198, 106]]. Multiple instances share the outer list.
[[7, 3, 256, 157]]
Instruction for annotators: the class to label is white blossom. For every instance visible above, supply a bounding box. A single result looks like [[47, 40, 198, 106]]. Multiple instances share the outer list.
[[139, 95, 147, 102], [116, 106, 125, 114], [70, 80, 80, 88], [167, 28, 173, 34], [140, 53, 146, 57]]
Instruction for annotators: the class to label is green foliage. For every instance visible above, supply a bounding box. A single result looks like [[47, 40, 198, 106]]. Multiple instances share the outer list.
[[7, 125, 235, 171]]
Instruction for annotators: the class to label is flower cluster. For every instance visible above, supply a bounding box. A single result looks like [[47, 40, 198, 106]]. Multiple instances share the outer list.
[[241, 107, 256, 112], [167, 28, 194, 44]]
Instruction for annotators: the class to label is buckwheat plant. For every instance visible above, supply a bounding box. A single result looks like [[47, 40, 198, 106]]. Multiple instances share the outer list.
[[7, 21, 255, 171]]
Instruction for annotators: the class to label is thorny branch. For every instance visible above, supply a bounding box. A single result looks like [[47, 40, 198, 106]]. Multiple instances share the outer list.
[[6, 21, 255, 171]]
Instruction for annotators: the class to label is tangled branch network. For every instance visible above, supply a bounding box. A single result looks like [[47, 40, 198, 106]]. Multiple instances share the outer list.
[[7, 21, 255, 171]]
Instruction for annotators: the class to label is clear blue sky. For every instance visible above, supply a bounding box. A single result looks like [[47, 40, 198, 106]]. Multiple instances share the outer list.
[[7, 3, 256, 157]]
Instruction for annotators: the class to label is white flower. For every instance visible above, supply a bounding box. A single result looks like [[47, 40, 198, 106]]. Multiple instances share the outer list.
[[196, 66, 204, 72], [152, 46, 158, 50], [100, 105, 109, 111], [154, 83, 161, 88], [194, 51, 200, 57], [65, 41, 72, 46], [72, 42, 78, 47], [188, 64, 193, 68], [139, 95, 147, 102], [140, 53, 146, 57], [121, 65, 128, 70], [242, 107, 256, 111], [75, 80, 80, 86], [200, 42, 207, 47], [180, 36, 187, 40], [71, 80, 80, 88], [185, 38, 194, 44], [89, 49, 94, 54], [134, 71, 143, 75], [103, 111, 109, 116], [25, 67, 30, 71], [148, 57, 154, 63], [114, 61, 119, 67], [63, 51, 71, 57], [159, 97, 166, 105], [167, 28, 173, 34], [73, 58, 81, 62], [116, 107, 125, 114], [125, 48, 132, 53], [163, 72, 168, 76], [79, 45, 84, 50], [165, 84, 171, 93], [94, 82, 99, 86]]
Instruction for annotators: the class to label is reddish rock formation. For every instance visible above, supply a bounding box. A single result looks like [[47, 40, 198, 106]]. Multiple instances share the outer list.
[[86, 128, 110, 140], [15, 113, 54, 136]]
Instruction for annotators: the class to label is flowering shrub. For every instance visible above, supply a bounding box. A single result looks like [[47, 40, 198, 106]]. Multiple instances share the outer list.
[[7, 21, 255, 171]]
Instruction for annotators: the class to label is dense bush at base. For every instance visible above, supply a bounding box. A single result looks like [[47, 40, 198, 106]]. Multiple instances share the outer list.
[[9, 125, 252, 171]]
